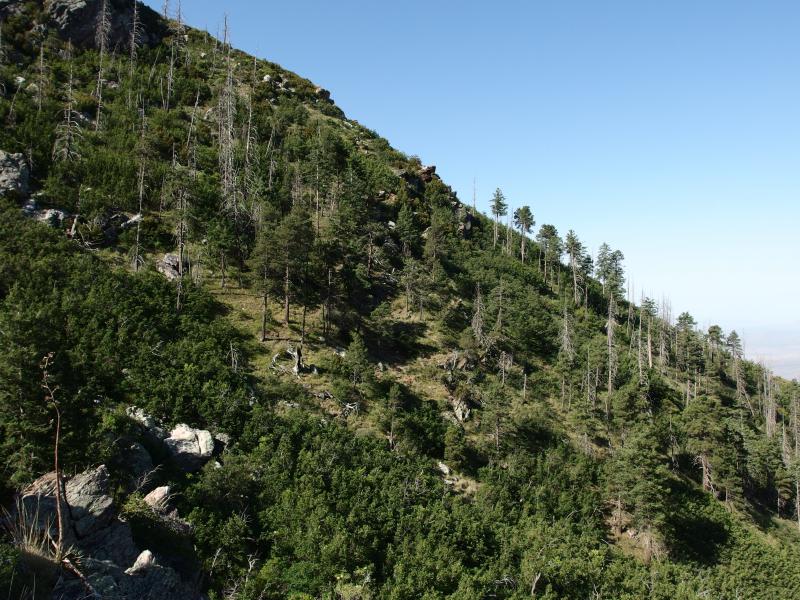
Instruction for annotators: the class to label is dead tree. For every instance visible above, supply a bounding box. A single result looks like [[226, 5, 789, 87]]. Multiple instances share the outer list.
[[40, 353, 65, 561], [53, 46, 82, 163], [94, 0, 111, 131]]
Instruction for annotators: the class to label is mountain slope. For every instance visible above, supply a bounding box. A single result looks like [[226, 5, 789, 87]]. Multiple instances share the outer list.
[[1, 2, 800, 599]]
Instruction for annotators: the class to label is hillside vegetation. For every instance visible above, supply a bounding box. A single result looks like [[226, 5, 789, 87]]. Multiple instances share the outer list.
[[1, 1, 799, 599]]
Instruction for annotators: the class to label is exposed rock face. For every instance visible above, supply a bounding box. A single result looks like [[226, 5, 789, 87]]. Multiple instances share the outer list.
[[126, 405, 167, 440], [21, 465, 139, 566], [164, 423, 215, 471], [125, 407, 219, 472], [0, 150, 29, 197], [156, 253, 188, 280], [19, 465, 199, 599], [0, 1, 166, 49], [419, 164, 436, 182], [122, 440, 154, 481], [451, 397, 471, 423], [65, 465, 115, 537], [44, 0, 165, 49], [315, 86, 332, 102]]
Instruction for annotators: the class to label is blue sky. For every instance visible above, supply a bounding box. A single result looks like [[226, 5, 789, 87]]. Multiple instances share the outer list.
[[148, 1, 800, 379]]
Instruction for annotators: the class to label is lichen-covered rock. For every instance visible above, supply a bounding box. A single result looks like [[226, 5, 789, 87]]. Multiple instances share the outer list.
[[0, 150, 29, 197], [164, 423, 214, 471]]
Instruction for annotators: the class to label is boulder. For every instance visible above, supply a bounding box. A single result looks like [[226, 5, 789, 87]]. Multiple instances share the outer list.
[[126, 406, 167, 440], [123, 441, 154, 480], [0, 150, 29, 196], [315, 86, 332, 102], [156, 253, 188, 280], [164, 423, 214, 471], [126, 549, 156, 575], [419, 164, 436, 182], [21, 466, 115, 539], [20, 465, 137, 564], [143, 485, 170, 511], [65, 465, 115, 537], [451, 397, 471, 423], [35, 208, 70, 227]]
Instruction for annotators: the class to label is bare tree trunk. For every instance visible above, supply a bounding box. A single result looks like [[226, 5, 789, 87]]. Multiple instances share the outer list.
[[284, 264, 290, 325], [261, 290, 268, 342], [300, 303, 307, 347], [53, 405, 64, 560]]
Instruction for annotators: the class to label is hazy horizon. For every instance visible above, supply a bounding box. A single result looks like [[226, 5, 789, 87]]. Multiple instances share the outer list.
[[146, 0, 800, 380]]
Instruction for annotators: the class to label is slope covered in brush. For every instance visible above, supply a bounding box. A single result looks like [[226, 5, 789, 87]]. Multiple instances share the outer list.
[[1, 2, 799, 599]]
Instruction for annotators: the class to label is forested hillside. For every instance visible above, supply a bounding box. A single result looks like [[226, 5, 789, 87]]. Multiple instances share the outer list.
[[1, 2, 800, 599]]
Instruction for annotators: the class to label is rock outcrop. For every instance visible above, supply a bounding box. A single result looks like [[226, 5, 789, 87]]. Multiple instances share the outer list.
[[19, 465, 199, 599], [21, 465, 138, 567], [156, 253, 189, 280], [125, 407, 220, 472], [164, 423, 215, 472], [0, 0, 168, 49], [143, 485, 170, 511], [0, 150, 29, 197], [0, 0, 166, 50]]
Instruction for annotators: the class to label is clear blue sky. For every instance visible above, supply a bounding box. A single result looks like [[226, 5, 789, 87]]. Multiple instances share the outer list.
[[148, 1, 800, 379]]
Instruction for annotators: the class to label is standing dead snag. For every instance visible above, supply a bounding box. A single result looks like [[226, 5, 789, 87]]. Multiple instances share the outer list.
[[94, 0, 111, 131], [40, 352, 65, 561]]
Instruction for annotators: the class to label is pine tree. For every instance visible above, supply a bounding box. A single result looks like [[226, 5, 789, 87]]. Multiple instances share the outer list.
[[536, 224, 562, 284], [608, 422, 670, 560], [564, 230, 584, 305], [490, 188, 507, 248], [513, 205, 534, 263]]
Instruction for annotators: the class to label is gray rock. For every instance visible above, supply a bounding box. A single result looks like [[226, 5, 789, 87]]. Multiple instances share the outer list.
[[64, 465, 115, 537], [164, 423, 214, 471], [213, 432, 232, 446], [126, 549, 156, 575], [451, 397, 471, 423], [20, 466, 137, 564], [20, 198, 38, 215], [143, 485, 170, 511], [0, 150, 29, 196], [315, 86, 332, 102], [124, 440, 154, 480], [34, 207, 70, 227], [20, 465, 198, 599], [126, 406, 166, 440], [156, 253, 189, 280], [41, 0, 166, 49]]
